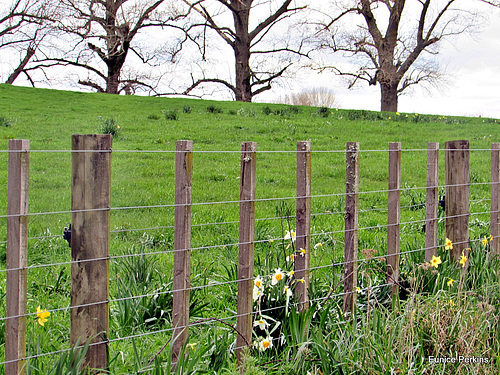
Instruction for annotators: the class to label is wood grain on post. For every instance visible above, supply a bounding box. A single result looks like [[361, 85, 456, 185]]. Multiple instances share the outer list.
[[172, 140, 193, 362], [387, 142, 401, 296], [236, 142, 257, 370], [344, 142, 359, 313], [445, 140, 470, 262], [295, 141, 311, 311], [70, 134, 112, 371], [6, 139, 29, 375], [425, 143, 439, 261], [491, 143, 500, 256]]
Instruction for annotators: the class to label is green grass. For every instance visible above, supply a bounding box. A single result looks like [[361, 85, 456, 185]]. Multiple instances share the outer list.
[[0, 84, 499, 373]]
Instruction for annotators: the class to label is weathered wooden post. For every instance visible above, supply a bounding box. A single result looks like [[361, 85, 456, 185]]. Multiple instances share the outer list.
[[425, 142, 439, 261], [295, 141, 311, 311], [6, 139, 29, 375], [236, 142, 257, 371], [70, 134, 112, 372], [344, 142, 359, 313], [491, 143, 500, 256], [387, 142, 401, 297], [445, 140, 470, 263], [172, 140, 193, 362]]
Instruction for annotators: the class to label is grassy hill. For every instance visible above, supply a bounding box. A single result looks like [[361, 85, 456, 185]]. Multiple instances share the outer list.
[[0, 84, 499, 374]]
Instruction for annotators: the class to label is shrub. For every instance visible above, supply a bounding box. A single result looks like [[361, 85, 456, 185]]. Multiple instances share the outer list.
[[163, 109, 178, 121], [98, 117, 120, 136], [206, 105, 223, 114], [317, 106, 329, 118]]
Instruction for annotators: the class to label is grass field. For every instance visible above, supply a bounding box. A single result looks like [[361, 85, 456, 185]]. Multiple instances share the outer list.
[[0, 84, 499, 374]]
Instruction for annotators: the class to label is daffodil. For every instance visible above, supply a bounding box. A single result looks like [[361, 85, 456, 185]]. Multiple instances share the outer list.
[[187, 343, 197, 350], [430, 255, 442, 268], [258, 337, 273, 352], [297, 278, 305, 284], [482, 236, 489, 246], [447, 278, 454, 287], [254, 276, 264, 290], [284, 230, 296, 242], [286, 254, 295, 262], [253, 318, 270, 330], [36, 306, 50, 326], [253, 286, 263, 301], [287, 270, 295, 277], [284, 285, 293, 298], [298, 248, 306, 257], [314, 243, 323, 250], [459, 252, 467, 267], [489, 234, 494, 242], [356, 286, 361, 292], [271, 268, 285, 285], [444, 238, 453, 250]]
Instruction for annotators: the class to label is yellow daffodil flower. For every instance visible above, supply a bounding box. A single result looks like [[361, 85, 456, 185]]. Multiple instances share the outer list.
[[444, 238, 453, 250], [430, 255, 442, 268], [36, 306, 50, 326], [482, 236, 489, 246], [299, 248, 306, 257], [459, 252, 467, 268], [447, 278, 454, 287]]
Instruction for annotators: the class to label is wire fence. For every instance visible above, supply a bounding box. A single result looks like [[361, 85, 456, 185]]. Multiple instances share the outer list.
[[1, 138, 499, 372]]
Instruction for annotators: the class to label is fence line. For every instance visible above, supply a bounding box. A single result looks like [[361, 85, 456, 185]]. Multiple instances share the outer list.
[[0, 209, 497, 276], [2, 138, 499, 372]]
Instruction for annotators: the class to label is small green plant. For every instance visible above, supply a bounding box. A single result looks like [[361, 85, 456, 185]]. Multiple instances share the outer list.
[[147, 114, 161, 120], [237, 108, 256, 117], [316, 106, 329, 118], [206, 105, 223, 114], [183, 105, 192, 113], [262, 106, 272, 115], [98, 117, 120, 136], [163, 109, 178, 120], [0, 116, 11, 127]]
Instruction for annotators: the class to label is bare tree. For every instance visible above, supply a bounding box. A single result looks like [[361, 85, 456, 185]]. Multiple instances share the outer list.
[[1, 0, 56, 85], [314, 0, 498, 112], [181, 0, 310, 102], [30, 0, 192, 94]]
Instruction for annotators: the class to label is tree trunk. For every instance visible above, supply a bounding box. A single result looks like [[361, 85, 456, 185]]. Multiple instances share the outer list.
[[232, 0, 252, 102], [234, 46, 252, 102], [380, 82, 399, 112]]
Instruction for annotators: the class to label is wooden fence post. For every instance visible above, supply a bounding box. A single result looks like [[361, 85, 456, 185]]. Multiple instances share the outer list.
[[6, 139, 29, 375], [236, 142, 257, 370], [70, 134, 112, 371], [344, 142, 359, 313], [295, 141, 311, 311], [387, 142, 401, 297], [445, 140, 470, 263], [425, 142, 440, 261], [492, 143, 500, 256], [172, 140, 193, 362]]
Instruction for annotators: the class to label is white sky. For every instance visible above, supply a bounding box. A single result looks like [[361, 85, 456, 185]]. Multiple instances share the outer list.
[[1, 0, 500, 119]]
